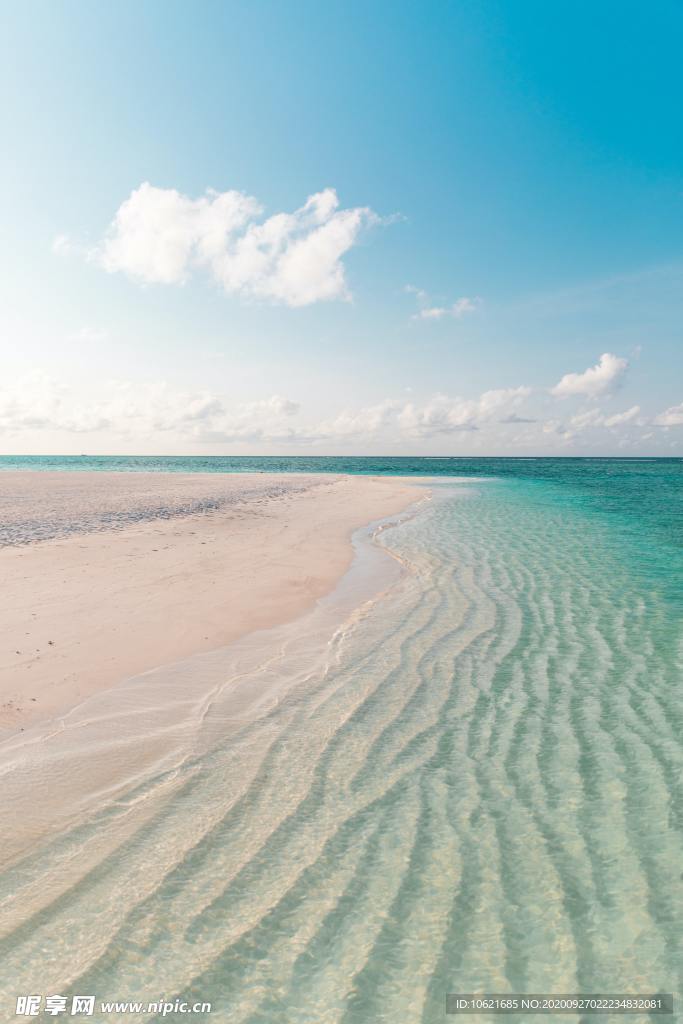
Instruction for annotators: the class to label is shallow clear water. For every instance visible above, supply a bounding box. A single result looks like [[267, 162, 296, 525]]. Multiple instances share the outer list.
[[0, 465, 681, 1022]]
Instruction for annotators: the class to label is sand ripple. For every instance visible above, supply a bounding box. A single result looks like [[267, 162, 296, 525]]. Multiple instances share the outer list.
[[0, 481, 680, 1022]]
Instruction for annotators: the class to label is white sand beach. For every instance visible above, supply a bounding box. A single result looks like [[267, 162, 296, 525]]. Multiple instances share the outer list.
[[0, 471, 419, 734]]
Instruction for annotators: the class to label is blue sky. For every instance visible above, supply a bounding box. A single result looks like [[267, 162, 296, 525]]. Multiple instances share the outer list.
[[1, 0, 682, 454]]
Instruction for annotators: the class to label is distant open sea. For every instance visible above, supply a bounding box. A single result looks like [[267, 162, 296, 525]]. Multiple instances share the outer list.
[[0, 457, 681, 1021]]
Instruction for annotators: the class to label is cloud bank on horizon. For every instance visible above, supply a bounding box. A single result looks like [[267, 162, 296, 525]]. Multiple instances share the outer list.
[[1, 352, 678, 452]]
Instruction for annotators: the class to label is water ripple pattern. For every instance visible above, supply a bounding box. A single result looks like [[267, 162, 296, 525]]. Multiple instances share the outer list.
[[0, 472, 680, 1023]]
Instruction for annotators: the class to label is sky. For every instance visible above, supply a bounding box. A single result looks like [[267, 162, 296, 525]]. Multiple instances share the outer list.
[[1, 0, 682, 456]]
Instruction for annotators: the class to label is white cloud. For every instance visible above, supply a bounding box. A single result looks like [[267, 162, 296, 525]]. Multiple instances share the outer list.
[[320, 387, 531, 440], [654, 401, 683, 426], [569, 408, 603, 430], [398, 396, 480, 434], [84, 183, 378, 306], [542, 419, 574, 441], [499, 413, 537, 424], [477, 387, 531, 416], [551, 352, 628, 398], [317, 399, 402, 439], [2, 375, 530, 444], [98, 183, 260, 285], [0, 375, 301, 443], [0, 374, 111, 434], [603, 405, 641, 427], [1, 372, 661, 452], [570, 405, 642, 430], [412, 296, 480, 321]]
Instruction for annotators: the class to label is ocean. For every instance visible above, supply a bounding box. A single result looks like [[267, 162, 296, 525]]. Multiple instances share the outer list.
[[0, 458, 680, 1021]]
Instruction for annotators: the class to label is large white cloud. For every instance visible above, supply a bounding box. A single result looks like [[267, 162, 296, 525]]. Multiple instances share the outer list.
[[551, 352, 628, 398], [85, 183, 378, 306]]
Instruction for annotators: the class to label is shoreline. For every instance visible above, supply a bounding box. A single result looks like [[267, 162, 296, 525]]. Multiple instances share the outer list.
[[0, 474, 428, 873], [0, 471, 425, 734]]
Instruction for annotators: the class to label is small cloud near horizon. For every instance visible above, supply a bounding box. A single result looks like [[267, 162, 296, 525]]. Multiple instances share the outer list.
[[654, 401, 683, 426], [551, 352, 628, 398]]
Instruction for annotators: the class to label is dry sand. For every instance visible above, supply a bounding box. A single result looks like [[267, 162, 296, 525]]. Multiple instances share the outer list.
[[0, 471, 420, 734]]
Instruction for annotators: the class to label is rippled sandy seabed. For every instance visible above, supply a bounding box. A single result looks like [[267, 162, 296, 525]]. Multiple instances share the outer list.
[[0, 478, 681, 1023]]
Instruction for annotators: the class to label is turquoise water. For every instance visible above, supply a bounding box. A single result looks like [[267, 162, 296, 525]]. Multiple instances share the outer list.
[[0, 462, 681, 1021], [3, 455, 681, 581]]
